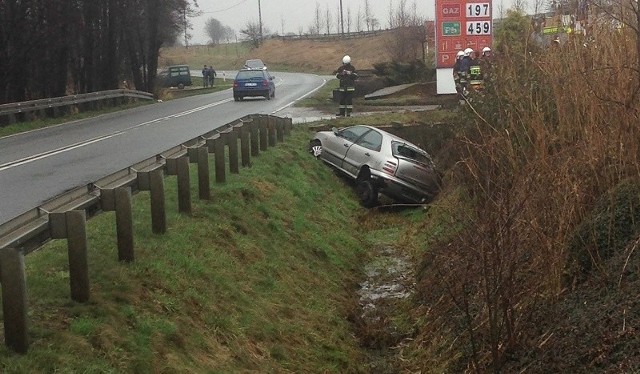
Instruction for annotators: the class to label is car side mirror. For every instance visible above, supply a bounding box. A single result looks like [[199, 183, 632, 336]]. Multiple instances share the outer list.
[[270, 76, 274, 80]]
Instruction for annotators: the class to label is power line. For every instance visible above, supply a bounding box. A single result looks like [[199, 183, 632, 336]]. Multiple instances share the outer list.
[[199, 0, 248, 14]]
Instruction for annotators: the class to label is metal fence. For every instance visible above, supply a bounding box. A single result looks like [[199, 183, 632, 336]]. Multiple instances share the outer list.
[[0, 89, 155, 126], [0, 114, 292, 353]]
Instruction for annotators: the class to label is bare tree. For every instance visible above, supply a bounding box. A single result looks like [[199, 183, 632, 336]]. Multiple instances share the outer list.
[[356, 6, 364, 32], [312, 2, 322, 35], [387, 0, 427, 61], [326, 5, 333, 34], [364, 0, 373, 31], [205, 18, 233, 45], [240, 20, 265, 48]]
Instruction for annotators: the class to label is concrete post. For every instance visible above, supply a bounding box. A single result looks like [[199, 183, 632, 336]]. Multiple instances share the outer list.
[[259, 116, 268, 151], [214, 135, 226, 184], [176, 156, 192, 214], [240, 123, 251, 167], [66, 211, 90, 302], [228, 128, 239, 174], [276, 119, 284, 142], [0, 248, 29, 353], [197, 146, 211, 200], [150, 169, 167, 234], [250, 120, 260, 157], [115, 188, 134, 262], [268, 116, 277, 147]]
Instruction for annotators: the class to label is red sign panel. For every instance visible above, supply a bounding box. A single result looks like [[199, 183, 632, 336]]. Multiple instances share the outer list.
[[435, 0, 493, 68]]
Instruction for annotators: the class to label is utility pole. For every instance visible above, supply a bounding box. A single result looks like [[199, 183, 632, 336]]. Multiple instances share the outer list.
[[340, 0, 344, 35], [258, 0, 263, 42], [183, 7, 189, 49]]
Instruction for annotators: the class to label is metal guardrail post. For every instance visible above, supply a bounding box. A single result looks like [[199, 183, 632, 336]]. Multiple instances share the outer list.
[[228, 126, 239, 174], [214, 134, 226, 184], [0, 247, 29, 354], [50, 211, 90, 302], [176, 157, 192, 214], [197, 147, 211, 200], [240, 120, 251, 167]]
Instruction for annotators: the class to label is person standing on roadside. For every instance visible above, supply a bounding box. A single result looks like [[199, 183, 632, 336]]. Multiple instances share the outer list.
[[333, 55, 358, 117], [202, 64, 209, 88], [208, 65, 217, 87]]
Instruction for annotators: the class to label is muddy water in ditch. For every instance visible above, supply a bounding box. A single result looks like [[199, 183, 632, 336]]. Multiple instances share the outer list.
[[356, 244, 416, 373]]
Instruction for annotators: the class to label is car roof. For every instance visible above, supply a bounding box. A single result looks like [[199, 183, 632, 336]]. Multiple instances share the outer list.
[[348, 125, 425, 150]]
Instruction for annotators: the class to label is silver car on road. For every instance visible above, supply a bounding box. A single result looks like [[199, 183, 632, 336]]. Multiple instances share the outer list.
[[310, 125, 441, 207]]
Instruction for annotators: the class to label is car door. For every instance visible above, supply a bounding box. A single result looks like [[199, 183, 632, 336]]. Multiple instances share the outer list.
[[342, 129, 383, 178], [320, 126, 370, 169]]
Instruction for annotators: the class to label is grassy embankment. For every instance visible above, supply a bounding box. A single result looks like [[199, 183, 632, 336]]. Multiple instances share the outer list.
[[0, 126, 371, 372]]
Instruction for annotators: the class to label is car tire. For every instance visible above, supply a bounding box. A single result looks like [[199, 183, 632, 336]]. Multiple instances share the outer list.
[[356, 180, 379, 208], [178, 83, 185, 89], [265, 93, 271, 100], [309, 140, 322, 157], [233, 96, 239, 101]]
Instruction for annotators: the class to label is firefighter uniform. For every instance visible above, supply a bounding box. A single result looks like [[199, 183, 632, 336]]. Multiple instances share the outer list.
[[334, 56, 358, 117]]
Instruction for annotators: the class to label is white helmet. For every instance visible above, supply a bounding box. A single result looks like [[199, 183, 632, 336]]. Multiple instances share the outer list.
[[456, 50, 464, 58], [482, 46, 491, 53], [463, 48, 474, 56], [342, 55, 351, 64]]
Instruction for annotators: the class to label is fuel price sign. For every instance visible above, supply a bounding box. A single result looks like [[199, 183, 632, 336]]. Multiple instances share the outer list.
[[435, 0, 493, 68]]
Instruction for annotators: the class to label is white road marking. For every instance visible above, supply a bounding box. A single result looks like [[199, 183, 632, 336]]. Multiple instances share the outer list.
[[0, 98, 233, 171]]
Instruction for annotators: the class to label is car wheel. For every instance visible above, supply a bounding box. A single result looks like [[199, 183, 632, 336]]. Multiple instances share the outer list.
[[265, 93, 271, 100], [233, 96, 239, 101], [356, 180, 378, 208], [309, 140, 322, 157], [178, 83, 185, 89]]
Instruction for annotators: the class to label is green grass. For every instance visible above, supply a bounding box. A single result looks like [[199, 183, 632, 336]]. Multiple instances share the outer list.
[[0, 127, 377, 373]]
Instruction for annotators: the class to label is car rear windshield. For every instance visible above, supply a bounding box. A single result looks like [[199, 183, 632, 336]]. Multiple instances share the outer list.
[[391, 142, 433, 165], [236, 70, 265, 79]]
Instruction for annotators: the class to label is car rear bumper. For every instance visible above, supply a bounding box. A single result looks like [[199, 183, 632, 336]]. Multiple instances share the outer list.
[[234, 89, 270, 97], [372, 172, 438, 204]]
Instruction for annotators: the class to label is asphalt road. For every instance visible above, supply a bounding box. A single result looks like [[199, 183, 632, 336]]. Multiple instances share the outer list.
[[0, 72, 328, 225]]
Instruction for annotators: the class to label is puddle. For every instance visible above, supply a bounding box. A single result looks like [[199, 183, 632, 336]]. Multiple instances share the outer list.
[[358, 246, 414, 320], [356, 245, 416, 372]]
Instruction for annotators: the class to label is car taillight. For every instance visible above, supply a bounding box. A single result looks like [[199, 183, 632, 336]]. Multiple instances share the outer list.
[[382, 160, 397, 175], [262, 79, 269, 87], [233, 81, 238, 88]]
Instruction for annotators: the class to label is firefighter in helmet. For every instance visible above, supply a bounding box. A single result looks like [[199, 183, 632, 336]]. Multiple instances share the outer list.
[[333, 55, 358, 117], [452, 50, 465, 97]]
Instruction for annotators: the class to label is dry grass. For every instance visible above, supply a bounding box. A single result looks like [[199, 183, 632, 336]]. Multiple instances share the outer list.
[[160, 32, 396, 73], [398, 19, 640, 373]]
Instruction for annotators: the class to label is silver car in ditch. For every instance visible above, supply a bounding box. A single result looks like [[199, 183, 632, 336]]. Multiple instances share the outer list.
[[309, 125, 441, 207]]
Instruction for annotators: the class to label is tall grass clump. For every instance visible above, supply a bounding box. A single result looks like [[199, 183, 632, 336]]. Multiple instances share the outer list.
[[410, 9, 640, 372]]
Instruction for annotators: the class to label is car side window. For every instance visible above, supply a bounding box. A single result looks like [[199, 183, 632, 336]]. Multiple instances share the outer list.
[[338, 126, 369, 143], [355, 130, 382, 151]]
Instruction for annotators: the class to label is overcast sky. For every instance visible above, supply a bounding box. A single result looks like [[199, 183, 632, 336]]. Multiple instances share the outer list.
[[189, 0, 436, 44]]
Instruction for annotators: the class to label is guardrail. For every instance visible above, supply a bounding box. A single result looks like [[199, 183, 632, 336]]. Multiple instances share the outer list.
[[0, 114, 292, 353], [0, 89, 155, 126]]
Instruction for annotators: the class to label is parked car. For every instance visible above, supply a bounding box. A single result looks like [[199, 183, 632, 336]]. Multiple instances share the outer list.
[[244, 59, 266, 70], [309, 125, 441, 207], [232, 68, 275, 101], [159, 65, 192, 89]]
